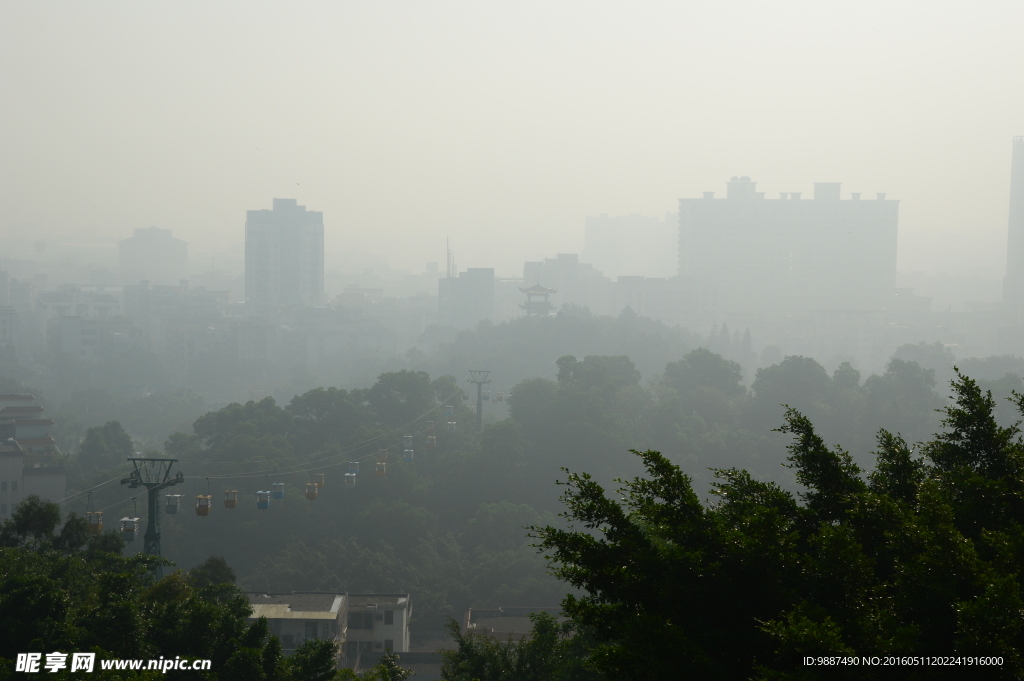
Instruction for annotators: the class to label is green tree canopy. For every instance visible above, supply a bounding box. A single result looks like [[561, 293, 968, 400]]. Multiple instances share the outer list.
[[533, 371, 1024, 680]]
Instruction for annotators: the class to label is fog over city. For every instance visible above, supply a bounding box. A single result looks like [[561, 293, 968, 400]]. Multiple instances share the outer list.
[[3, 2, 1024, 678]]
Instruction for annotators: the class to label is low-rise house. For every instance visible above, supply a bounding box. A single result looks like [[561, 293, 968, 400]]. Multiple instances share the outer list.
[[247, 592, 347, 655], [344, 593, 412, 661]]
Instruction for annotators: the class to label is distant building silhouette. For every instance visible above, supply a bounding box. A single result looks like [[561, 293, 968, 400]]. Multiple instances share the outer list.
[[679, 177, 898, 324], [1003, 137, 1024, 319], [118, 226, 187, 285], [438, 268, 494, 328], [583, 212, 678, 279], [245, 199, 324, 306]]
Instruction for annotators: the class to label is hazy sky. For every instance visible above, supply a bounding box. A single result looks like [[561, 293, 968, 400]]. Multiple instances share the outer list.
[[2, 1, 1022, 277]]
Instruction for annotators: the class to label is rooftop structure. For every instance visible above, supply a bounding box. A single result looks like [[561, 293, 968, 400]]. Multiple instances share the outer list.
[[247, 592, 346, 655]]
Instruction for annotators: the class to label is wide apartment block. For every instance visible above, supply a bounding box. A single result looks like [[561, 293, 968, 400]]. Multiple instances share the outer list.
[[246, 592, 411, 670], [245, 199, 324, 307], [679, 178, 898, 325]]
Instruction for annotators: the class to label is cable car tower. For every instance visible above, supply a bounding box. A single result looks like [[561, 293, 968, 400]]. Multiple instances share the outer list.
[[120, 457, 184, 578], [468, 370, 490, 432]]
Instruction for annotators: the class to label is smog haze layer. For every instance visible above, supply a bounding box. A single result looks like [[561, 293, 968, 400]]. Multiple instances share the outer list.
[[1, 0, 1022, 276]]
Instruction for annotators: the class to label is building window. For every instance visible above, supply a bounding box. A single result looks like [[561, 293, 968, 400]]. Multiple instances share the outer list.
[[305, 622, 318, 640], [323, 622, 332, 638], [385, 639, 394, 652], [374, 642, 383, 650], [384, 610, 394, 625], [282, 635, 294, 649], [11, 481, 16, 491]]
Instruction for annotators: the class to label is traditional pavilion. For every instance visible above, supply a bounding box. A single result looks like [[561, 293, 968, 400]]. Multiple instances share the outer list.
[[519, 284, 556, 316]]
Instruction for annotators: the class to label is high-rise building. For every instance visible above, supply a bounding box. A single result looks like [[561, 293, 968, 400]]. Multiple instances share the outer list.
[[118, 226, 188, 285], [678, 177, 898, 324], [1003, 137, 1024, 318], [245, 199, 324, 306]]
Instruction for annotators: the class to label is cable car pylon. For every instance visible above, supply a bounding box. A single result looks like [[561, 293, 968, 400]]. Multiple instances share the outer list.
[[120, 456, 184, 578], [468, 370, 491, 432]]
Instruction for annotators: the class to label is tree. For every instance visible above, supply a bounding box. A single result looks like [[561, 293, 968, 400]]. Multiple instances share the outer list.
[[287, 638, 340, 681], [78, 420, 134, 472], [440, 613, 596, 681], [533, 371, 1024, 680], [188, 555, 237, 588]]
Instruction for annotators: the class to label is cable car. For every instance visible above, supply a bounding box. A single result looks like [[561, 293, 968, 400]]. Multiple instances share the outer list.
[[377, 448, 388, 461], [403, 449, 414, 463], [348, 461, 360, 474], [165, 494, 182, 514], [426, 435, 436, 448], [444, 405, 454, 417], [256, 491, 271, 510], [344, 472, 356, 489], [120, 517, 139, 541], [86, 511, 103, 534], [447, 421, 456, 432], [313, 473, 325, 489], [426, 420, 435, 432], [376, 461, 386, 476], [403, 435, 413, 449], [305, 483, 318, 500], [495, 391, 504, 402], [272, 482, 285, 500], [224, 490, 239, 508], [483, 390, 490, 401], [195, 495, 213, 517], [462, 393, 469, 401]]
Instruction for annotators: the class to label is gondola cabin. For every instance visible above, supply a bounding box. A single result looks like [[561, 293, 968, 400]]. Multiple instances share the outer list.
[[403, 435, 413, 449], [305, 483, 318, 500], [426, 435, 436, 448], [224, 490, 239, 508], [86, 511, 103, 534], [483, 390, 490, 401], [495, 392, 504, 402], [120, 517, 139, 541], [447, 421, 456, 432], [444, 405, 454, 417], [426, 420, 435, 432], [348, 461, 360, 474], [344, 472, 356, 489], [403, 449, 414, 463], [256, 491, 271, 510], [463, 393, 469, 401], [313, 473, 325, 489], [376, 461, 386, 476], [165, 494, 182, 514], [195, 495, 213, 517], [272, 482, 285, 500]]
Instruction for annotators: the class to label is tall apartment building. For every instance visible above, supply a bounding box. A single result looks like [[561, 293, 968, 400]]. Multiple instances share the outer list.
[[245, 199, 324, 307], [679, 178, 898, 324], [1003, 137, 1024, 320]]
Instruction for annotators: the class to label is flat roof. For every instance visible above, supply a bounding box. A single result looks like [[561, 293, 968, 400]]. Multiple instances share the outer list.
[[348, 594, 410, 608], [246, 592, 344, 614]]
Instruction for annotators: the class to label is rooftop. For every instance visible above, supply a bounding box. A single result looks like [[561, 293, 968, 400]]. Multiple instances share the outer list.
[[246, 592, 345, 615]]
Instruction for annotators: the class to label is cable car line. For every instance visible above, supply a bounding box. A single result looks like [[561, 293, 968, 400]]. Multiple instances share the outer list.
[[182, 384, 469, 478]]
